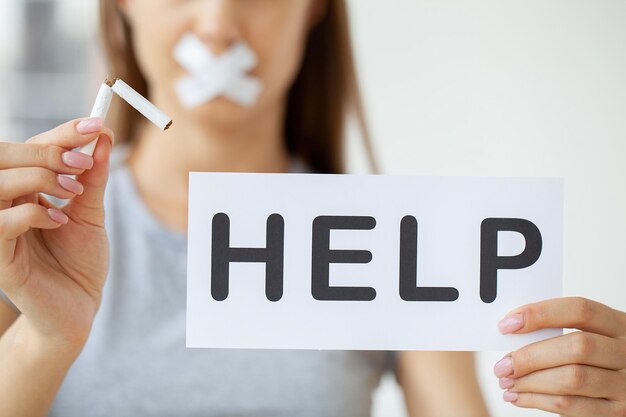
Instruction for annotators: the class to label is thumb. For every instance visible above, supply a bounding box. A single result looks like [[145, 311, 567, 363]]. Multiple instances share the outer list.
[[64, 129, 114, 226]]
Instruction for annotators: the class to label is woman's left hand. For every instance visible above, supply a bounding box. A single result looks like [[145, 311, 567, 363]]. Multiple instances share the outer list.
[[494, 297, 626, 416]]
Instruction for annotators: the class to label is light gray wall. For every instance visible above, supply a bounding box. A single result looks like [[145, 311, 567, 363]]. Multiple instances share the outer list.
[[0, 0, 99, 141], [347, 1, 626, 416]]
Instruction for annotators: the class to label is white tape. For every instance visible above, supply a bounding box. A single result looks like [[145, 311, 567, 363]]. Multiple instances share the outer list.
[[173, 33, 214, 74], [173, 33, 263, 108], [223, 76, 263, 107]]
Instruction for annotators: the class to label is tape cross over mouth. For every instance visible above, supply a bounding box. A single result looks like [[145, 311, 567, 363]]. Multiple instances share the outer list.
[[173, 33, 263, 108]]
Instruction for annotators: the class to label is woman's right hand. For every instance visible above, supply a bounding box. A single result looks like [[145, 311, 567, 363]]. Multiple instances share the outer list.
[[0, 117, 114, 350]]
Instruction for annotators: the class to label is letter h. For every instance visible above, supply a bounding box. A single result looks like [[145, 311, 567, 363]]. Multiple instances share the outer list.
[[211, 213, 284, 302]]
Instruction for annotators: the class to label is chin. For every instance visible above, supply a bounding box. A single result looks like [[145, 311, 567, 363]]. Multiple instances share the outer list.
[[189, 97, 257, 128]]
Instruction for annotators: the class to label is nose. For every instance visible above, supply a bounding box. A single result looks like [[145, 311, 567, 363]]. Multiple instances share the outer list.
[[195, 0, 241, 55]]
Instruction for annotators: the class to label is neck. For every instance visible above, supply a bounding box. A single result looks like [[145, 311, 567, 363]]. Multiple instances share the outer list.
[[126, 93, 291, 231]]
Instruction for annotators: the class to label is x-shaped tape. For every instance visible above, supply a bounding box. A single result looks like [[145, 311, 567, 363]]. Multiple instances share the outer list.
[[174, 33, 263, 108]]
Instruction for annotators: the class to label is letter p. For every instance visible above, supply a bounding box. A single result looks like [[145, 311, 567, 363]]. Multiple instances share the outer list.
[[480, 218, 543, 303]]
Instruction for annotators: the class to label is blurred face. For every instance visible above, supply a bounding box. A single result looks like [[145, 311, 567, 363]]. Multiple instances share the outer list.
[[119, 0, 319, 126]]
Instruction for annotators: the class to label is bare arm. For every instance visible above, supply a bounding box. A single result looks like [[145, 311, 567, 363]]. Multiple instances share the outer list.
[[0, 301, 81, 416], [0, 119, 114, 416], [0, 315, 85, 417], [397, 351, 490, 417]]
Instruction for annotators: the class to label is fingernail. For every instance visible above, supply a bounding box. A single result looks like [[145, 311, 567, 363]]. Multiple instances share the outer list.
[[76, 117, 104, 134], [62, 151, 94, 169], [48, 209, 69, 224], [57, 175, 84, 195], [494, 355, 513, 378], [498, 313, 525, 334], [499, 377, 514, 389], [503, 390, 518, 402]]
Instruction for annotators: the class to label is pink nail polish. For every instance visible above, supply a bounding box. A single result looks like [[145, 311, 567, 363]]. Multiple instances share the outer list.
[[494, 356, 513, 378], [76, 117, 104, 134], [48, 209, 69, 224], [499, 377, 514, 389], [57, 175, 84, 195], [498, 313, 525, 334], [62, 151, 94, 169], [503, 390, 518, 402]]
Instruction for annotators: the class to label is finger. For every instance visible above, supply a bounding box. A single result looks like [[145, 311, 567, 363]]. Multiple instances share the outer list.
[[64, 131, 113, 226], [0, 204, 68, 240], [26, 117, 104, 149], [0, 141, 90, 176], [13, 193, 39, 207], [505, 391, 621, 417], [4, 117, 104, 173], [501, 331, 626, 378], [501, 364, 626, 400], [499, 297, 626, 338], [0, 168, 84, 202], [0, 203, 68, 269]]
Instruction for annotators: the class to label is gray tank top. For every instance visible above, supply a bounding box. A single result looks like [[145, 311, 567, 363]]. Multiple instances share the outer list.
[[1, 147, 394, 417]]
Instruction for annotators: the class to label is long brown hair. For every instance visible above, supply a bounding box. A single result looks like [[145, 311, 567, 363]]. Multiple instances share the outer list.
[[99, 0, 378, 174]]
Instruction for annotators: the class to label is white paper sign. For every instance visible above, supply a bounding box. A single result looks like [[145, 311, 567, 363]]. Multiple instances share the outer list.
[[186, 173, 563, 351]]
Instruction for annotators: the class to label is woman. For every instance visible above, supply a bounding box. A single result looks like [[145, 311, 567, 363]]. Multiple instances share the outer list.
[[0, 1, 624, 416]]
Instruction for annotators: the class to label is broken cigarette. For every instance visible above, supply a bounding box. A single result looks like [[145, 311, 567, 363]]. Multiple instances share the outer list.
[[79, 78, 173, 156]]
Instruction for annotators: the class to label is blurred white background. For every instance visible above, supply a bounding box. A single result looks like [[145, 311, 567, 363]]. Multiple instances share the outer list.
[[1, 1, 625, 416]]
